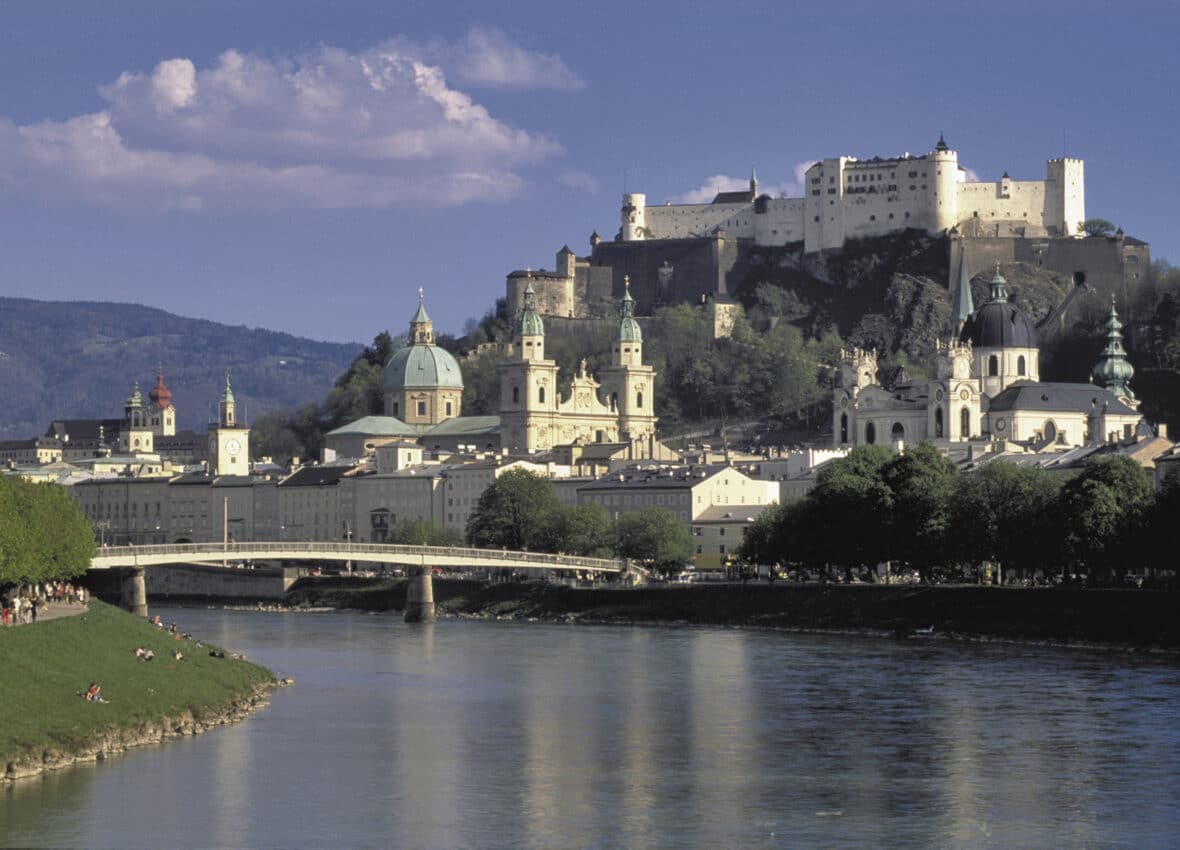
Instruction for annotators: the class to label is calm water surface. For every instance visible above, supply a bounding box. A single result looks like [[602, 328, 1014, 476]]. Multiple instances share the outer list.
[[3, 607, 1179, 849]]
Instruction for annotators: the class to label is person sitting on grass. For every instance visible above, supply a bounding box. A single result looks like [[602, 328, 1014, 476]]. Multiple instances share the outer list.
[[83, 683, 107, 703], [172, 649, 185, 661]]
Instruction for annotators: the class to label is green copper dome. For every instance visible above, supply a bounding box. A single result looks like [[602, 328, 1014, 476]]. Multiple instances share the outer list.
[[515, 281, 545, 338], [614, 280, 642, 343], [125, 382, 143, 408], [383, 345, 464, 391], [1091, 301, 1135, 398], [384, 292, 463, 391]]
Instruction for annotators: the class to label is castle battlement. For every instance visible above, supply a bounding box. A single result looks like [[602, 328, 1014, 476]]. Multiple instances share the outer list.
[[620, 137, 1084, 253]]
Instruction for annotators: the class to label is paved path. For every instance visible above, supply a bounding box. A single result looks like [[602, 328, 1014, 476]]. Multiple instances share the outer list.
[[3, 601, 89, 627]]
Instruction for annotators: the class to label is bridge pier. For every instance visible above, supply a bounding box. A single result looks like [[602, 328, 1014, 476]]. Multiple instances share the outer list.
[[121, 567, 148, 618], [404, 567, 435, 624]]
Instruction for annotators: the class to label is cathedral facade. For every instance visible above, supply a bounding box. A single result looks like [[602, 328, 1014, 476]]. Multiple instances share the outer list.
[[499, 279, 658, 455]]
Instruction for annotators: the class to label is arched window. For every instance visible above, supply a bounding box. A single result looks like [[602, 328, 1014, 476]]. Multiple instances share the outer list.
[[891, 422, 905, 442], [865, 422, 876, 445], [1017, 355, 1026, 376], [935, 407, 944, 438], [512, 386, 519, 404], [636, 391, 644, 409], [538, 386, 546, 404], [960, 407, 970, 438], [840, 413, 849, 444], [988, 355, 999, 376], [610, 392, 618, 411]]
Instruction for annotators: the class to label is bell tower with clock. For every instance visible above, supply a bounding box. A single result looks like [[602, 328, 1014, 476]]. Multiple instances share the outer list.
[[209, 372, 250, 476]]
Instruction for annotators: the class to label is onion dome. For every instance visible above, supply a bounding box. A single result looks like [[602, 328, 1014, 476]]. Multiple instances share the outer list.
[[614, 276, 642, 343], [959, 264, 1038, 349], [1091, 300, 1135, 399], [148, 369, 173, 409], [515, 281, 545, 338], [221, 372, 234, 402], [384, 292, 463, 392], [125, 382, 143, 409]]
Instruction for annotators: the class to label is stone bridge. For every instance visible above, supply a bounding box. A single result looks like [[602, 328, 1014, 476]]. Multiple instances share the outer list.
[[91, 542, 626, 623]]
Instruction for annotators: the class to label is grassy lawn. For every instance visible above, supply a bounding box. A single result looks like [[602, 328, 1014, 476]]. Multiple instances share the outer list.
[[0, 601, 274, 765]]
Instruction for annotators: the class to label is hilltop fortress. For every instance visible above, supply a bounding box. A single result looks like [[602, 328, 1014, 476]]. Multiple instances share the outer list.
[[507, 138, 1147, 321], [621, 136, 1084, 251]]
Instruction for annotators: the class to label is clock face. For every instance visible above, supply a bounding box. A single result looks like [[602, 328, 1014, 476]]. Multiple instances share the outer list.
[[959, 389, 971, 401], [995, 418, 1007, 431], [226, 438, 242, 456]]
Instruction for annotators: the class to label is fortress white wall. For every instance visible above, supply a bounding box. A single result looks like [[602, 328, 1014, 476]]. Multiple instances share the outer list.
[[620, 143, 1084, 253]]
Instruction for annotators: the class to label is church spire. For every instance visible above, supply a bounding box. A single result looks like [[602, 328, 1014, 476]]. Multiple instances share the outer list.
[[409, 287, 434, 345], [951, 246, 975, 333], [1092, 297, 1135, 401], [988, 261, 1009, 304], [750, 164, 758, 197]]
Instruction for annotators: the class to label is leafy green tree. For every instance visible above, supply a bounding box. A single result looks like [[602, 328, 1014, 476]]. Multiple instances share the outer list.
[[1082, 218, 1117, 238], [948, 462, 1060, 583], [881, 443, 957, 578], [465, 469, 558, 550], [532, 503, 613, 558], [1141, 467, 1180, 580], [389, 518, 463, 547], [615, 507, 693, 574], [0, 478, 94, 585], [808, 445, 894, 569], [737, 502, 787, 567], [1057, 455, 1153, 579]]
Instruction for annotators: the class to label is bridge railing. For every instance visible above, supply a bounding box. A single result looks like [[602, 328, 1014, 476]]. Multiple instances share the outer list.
[[92, 542, 623, 572]]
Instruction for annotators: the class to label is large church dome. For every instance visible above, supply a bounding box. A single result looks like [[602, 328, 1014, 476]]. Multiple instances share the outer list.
[[383, 292, 464, 392], [959, 268, 1038, 349], [383, 345, 464, 391]]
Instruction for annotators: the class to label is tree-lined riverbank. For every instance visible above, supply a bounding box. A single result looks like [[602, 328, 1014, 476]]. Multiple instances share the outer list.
[[286, 577, 1180, 649], [0, 601, 276, 781]]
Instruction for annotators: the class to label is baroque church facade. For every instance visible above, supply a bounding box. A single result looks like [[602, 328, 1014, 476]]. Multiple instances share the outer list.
[[833, 261, 1143, 450], [328, 283, 659, 458], [499, 279, 657, 454]]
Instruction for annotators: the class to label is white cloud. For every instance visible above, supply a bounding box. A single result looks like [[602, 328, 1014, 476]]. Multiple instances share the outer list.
[[557, 170, 599, 194], [669, 166, 811, 205], [150, 58, 197, 112], [454, 28, 586, 91], [0, 33, 581, 211]]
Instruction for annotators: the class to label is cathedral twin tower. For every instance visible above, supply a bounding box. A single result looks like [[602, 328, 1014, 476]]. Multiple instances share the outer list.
[[382, 280, 658, 456]]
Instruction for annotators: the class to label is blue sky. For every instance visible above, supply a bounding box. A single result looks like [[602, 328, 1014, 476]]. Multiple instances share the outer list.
[[1, 0, 1177, 344]]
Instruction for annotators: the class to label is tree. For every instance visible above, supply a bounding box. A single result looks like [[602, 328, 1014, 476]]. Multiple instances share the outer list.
[[465, 469, 559, 550], [1081, 218, 1117, 238], [881, 442, 957, 578], [389, 518, 462, 547], [615, 508, 693, 574], [0, 478, 94, 586], [532, 503, 613, 558], [808, 445, 894, 569], [1057, 455, 1153, 580], [737, 502, 787, 567], [948, 462, 1060, 583]]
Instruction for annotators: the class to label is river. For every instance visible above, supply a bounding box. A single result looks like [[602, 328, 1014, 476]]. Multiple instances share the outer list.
[[3, 607, 1179, 849]]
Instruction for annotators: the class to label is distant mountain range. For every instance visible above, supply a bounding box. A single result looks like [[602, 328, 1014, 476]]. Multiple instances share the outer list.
[[0, 298, 362, 439]]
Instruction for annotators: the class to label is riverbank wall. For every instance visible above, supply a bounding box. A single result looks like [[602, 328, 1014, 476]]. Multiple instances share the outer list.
[[285, 577, 1180, 648]]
